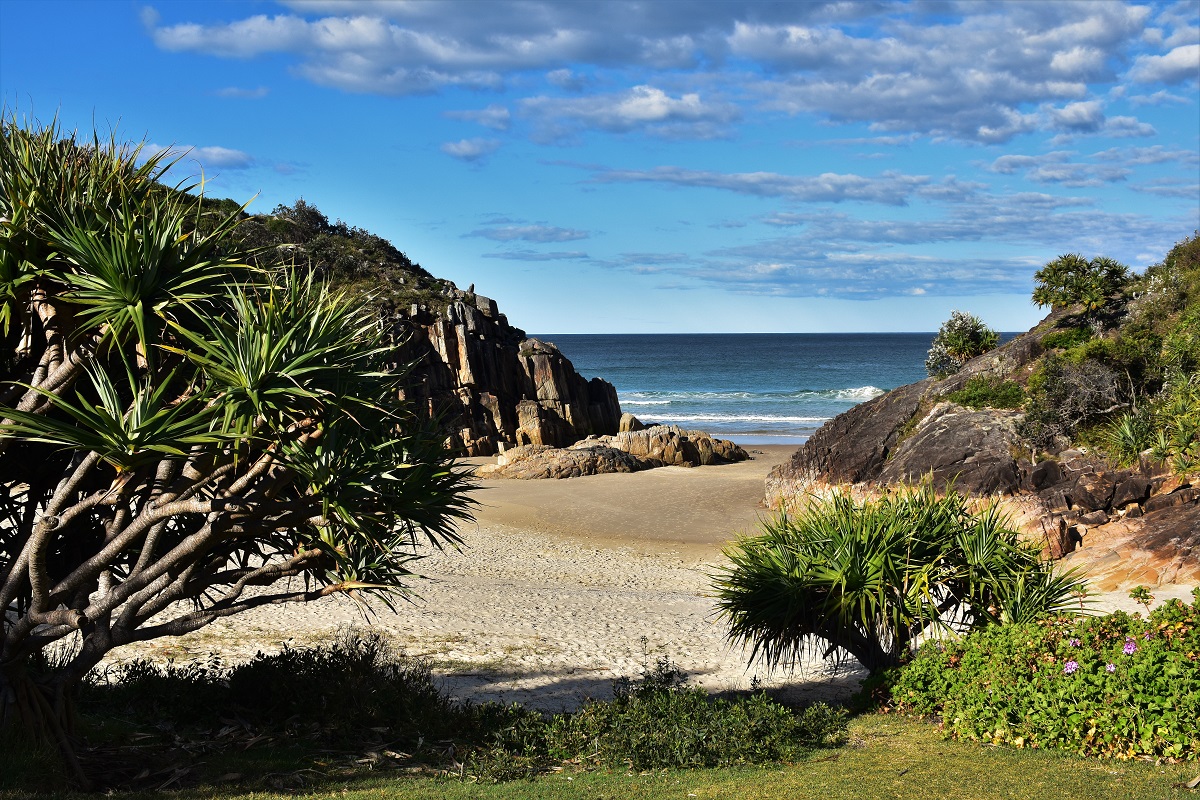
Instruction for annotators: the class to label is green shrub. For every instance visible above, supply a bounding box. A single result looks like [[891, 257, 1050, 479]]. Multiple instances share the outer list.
[[945, 375, 1025, 410], [84, 633, 843, 783], [889, 589, 1200, 761], [926, 311, 1000, 378], [541, 657, 846, 770], [714, 486, 1086, 674], [1032, 253, 1130, 312], [1040, 327, 1092, 350], [1019, 355, 1126, 450]]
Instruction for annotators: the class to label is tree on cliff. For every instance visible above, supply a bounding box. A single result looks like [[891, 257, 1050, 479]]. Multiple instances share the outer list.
[[0, 118, 474, 783], [925, 310, 999, 378], [1032, 253, 1130, 315]]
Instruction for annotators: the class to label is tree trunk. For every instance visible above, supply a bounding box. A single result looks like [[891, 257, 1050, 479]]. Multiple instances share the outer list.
[[0, 657, 92, 790]]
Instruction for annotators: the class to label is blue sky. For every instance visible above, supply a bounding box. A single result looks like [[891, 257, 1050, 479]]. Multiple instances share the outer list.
[[2, 1, 1197, 333]]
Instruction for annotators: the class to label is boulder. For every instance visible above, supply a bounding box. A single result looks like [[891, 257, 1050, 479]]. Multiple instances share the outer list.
[[877, 403, 1023, 496], [1027, 459, 1063, 490], [478, 444, 647, 480], [1068, 472, 1117, 512], [1111, 475, 1152, 509], [478, 425, 749, 479], [619, 413, 646, 432]]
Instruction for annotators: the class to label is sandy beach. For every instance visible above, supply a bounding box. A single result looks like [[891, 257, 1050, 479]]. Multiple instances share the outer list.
[[106, 446, 872, 710], [102, 443, 1195, 712]]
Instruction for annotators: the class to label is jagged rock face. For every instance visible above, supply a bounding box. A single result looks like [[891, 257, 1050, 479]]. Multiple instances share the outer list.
[[479, 425, 750, 479], [765, 379, 931, 508], [878, 403, 1024, 496], [392, 293, 621, 455]]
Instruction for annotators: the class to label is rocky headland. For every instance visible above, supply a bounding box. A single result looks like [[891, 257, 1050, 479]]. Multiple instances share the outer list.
[[766, 309, 1199, 591], [390, 290, 621, 456]]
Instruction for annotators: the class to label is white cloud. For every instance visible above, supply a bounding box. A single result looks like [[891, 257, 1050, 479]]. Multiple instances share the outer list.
[[145, 143, 256, 170], [1129, 44, 1200, 83], [445, 105, 511, 130], [482, 249, 589, 260], [1047, 100, 1106, 132], [588, 166, 929, 205], [521, 85, 739, 141], [440, 138, 502, 162], [145, 2, 1190, 143], [468, 224, 589, 242], [1127, 89, 1192, 105], [1091, 144, 1200, 166], [547, 68, 590, 91], [215, 85, 269, 99]]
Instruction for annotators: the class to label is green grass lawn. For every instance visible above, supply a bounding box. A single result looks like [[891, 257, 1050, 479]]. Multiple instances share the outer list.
[[4, 714, 1195, 800]]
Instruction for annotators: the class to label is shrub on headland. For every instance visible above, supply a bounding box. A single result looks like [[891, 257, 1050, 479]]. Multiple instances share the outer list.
[[887, 588, 1200, 761], [925, 310, 1000, 378]]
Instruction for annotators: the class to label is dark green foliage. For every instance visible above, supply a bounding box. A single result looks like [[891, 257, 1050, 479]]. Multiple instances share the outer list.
[[1040, 326, 1092, 350], [713, 487, 1087, 675], [926, 311, 1000, 378], [1032, 253, 1130, 312], [79, 634, 843, 784], [217, 197, 456, 313], [541, 657, 847, 770], [945, 376, 1025, 410], [889, 590, 1200, 761], [1021, 234, 1200, 469], [88, 632, 486, 741], [0, 119, 475, 785], [1019, 354, 1126, 451]]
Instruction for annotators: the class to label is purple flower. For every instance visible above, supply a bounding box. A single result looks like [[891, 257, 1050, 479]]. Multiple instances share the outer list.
[[1143, 631, 1152, 641], [1123, 638, 1137, 655], [1069, 638, 1081, 647], [1106, 663, 1116, 673], [1064, 660, 1079, 674]]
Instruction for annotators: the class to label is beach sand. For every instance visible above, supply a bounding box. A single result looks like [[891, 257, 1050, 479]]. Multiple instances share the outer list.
[[105, 446, 868, 710], [100, 443, 1194, 711]]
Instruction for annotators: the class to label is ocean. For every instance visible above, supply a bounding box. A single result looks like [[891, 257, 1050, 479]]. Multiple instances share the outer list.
[[535, 333, 937, 445]]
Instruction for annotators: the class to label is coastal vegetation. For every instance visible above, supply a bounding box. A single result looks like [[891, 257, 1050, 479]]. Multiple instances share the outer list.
[[3, 117, 1197, 796], [0, 118, 473, 784], [924, 310, 1000, 378], [712, 486, 1085, 674], [916, 234, 1199, 473], [1019, 234, 1200, 466], [1032, 253, 1131, 317], [2, 627, 1193, 796], [889, 588, 1200, 761]]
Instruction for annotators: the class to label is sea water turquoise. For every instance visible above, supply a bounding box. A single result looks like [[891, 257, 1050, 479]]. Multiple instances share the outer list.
[[537, 333, 940, 446]]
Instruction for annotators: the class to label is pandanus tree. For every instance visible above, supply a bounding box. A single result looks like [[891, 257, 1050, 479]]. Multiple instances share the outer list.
[[1032, 253, 1131, 315], [713, 486, 1087, 675], [0, 117, 474, 784]]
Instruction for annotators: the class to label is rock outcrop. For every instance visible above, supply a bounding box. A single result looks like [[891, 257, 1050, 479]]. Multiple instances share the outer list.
[[391, 290, 621, 455], [478, 425, 750, 479], [877, 403, 1024, 496], [766, 309, 1199, 589], [767, 310, 1066, 509]]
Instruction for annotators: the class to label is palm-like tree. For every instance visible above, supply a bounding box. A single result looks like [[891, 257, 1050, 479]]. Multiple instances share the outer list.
[[0, 117, 474, 784], [712, 486, 1087, 675]]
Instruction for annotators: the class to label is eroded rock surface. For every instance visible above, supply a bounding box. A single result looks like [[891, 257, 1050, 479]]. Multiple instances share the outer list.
[[393, 293, 620, 455], [479, 425, 749, 479]]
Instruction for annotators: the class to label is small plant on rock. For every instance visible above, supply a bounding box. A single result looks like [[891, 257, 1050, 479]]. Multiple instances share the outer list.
[[926, 311, 1000, 378]]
